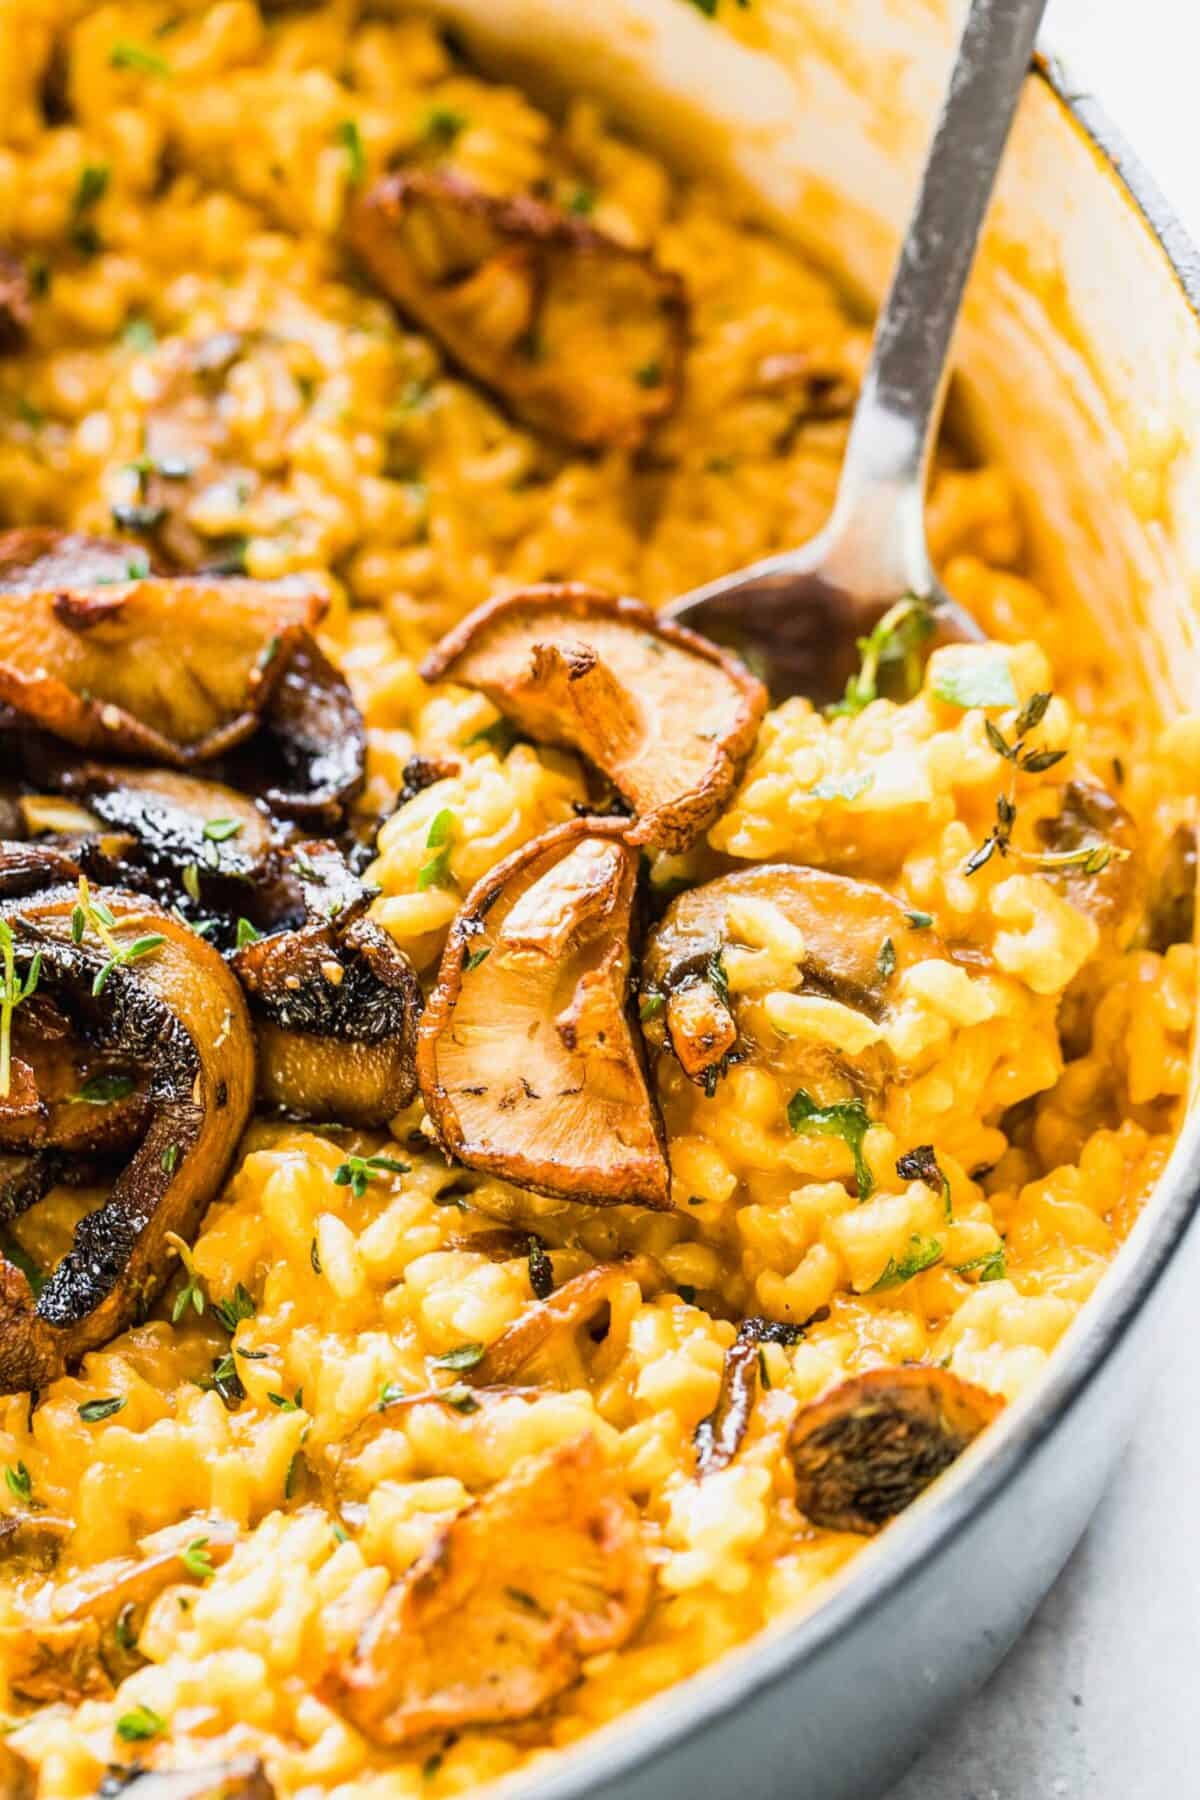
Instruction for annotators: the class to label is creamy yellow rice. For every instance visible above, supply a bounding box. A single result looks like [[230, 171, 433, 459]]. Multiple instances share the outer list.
[[0, 3, 1195, 1795]]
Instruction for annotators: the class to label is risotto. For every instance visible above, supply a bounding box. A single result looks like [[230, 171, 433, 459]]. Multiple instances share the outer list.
[[0, 3, 1195, 1797]]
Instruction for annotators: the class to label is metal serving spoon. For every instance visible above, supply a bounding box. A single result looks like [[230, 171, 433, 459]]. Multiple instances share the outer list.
[[665, 0, 1049, 704]]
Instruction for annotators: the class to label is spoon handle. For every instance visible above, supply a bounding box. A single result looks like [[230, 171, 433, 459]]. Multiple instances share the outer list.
[[822, 0, 1049, 600]]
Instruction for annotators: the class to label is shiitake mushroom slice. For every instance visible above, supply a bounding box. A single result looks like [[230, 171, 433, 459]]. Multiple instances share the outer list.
[[422, 585, 766, 853], [325, 1436, 651, 1745], [417, 818, 670, 1208], [0, 843, 255, 1392], [786, 1365, 1003, 1535], [347, 170, 687, 450]]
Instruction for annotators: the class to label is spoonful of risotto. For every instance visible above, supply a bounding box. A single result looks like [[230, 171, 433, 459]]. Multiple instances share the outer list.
[[665, 0, 1049, 704]]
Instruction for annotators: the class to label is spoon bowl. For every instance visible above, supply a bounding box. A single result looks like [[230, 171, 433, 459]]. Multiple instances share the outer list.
[[665, 0, 1048, 704]]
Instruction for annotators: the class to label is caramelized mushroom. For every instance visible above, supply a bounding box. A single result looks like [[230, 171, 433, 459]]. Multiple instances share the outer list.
[[0, 846, 254, 1390], [348, 171, 686, 450], [418, 819, 670, 1207], [1036, 774, 1139, 940], [467, 1259, 661, 1390], [231, 841, 422, 1125], [642, 863, 938, 1088], [422, 587, 766, 852], [787, 1366, 1003, 1535], [326, 1435, 651, 1744], [0, 529, 365, 827], [1146, 822, 1196, 952], [693, 1316, 817, 1477]]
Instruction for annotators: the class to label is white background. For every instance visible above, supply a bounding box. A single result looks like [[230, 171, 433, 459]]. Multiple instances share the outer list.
[[888, 2, 1200, 1794]]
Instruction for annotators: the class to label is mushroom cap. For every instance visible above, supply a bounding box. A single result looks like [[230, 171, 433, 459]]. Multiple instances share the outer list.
[[422, 586, 766, 852], [347, 170, 687, 450], [0, 852, 255, 1390], [642, 862, 942, 1088], [0, 529, 366, 827], [326, 1435, 651, 1744], [787, 1365, 1003, 1535], [417, 817, 670, 1208]]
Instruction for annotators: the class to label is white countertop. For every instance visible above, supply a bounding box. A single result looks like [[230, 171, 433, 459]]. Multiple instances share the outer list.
[[888, 4, 1200, 1795]]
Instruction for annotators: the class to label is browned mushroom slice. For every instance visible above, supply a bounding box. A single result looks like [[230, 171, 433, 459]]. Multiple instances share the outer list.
[[0, 848, 254, 1391], [693, 1316, 817, 1477], [0, 1742, 35, 1799], [326, 1435, 651, 1744], [89, 1762, 275, 1800], [642, 863, 939, 1088], [348, 171, 686, 450], [468, 1260, 661, 1390], [418, 819, 670, 1207], [4, 1616, 112, 1704], [787, 1366, 1003, 1535], [0, 249, 31, 352], [422, 587, 766, 853], [1146, 822, 1196, 952], [231, 841, 422, 1125], [0, 529, 365, 827], [1035, 774, 1140, 941]]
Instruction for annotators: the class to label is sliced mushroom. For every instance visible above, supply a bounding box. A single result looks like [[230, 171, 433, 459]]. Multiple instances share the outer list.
[[422, 586, 766, 852], [418, 819, 670, 1207], [1146, 822, 1196, 952], [467, 1259, 661, 1390], [326, 1435, 651, 1744], [642, 863, 937, 1088], [0, 249, 31, 351], [90, 1762, 275, 1800], [787, 1366, 1003, 1535], [1035, 774, 1139, 940], [231, 841, 422, 1125], [693, 1315, 818, 1477], [0, 846, 254, 1390], [348, 170, 687, 450], [0, 529, 365, 827], [3, 1616, 112, 1705]]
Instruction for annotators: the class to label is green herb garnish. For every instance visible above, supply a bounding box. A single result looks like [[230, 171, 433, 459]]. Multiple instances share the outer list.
[[876, 937, 896, 981], [78, 1396, 126, 1422], [868, 1233, 944, 1291], [72, 1072, 136, 1105], [4, 1462, 31, 1502], [828, 595, 934, 718], [0, 918, 41, 1101], [787, 1089, 873, 1198], [213, 1283, 255, 1333], [954, 1246, 1007, 1283], [432, 1342, 485, 1372], [932, 654, 1018, 711], [115, 1703, 165, 1743], [179, 1537, 214, 1580], [165, 1231, 205, 1322], [202, 817, 241, 843], [333, 1153, 410, 1200], [335, 119, 366, 185], [110, 41, 171, 74]]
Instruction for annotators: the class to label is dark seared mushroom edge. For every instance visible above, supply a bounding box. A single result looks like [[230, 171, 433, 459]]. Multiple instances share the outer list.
[[0, 846, 254, 1393]]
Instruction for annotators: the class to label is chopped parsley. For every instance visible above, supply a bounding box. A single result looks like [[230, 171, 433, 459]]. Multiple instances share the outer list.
[[335, 119, 366, 186], [787, 1089, 873, 1199], [432, 1342, 485, 1372], [109, 40, 170, 74], [868, 1233, 944, 1291], [333, 1153, 410, 1199], [115, 1703, 165, 1743], [78, 1396, 126, 1423], [954, 1246, 1007, 1283]]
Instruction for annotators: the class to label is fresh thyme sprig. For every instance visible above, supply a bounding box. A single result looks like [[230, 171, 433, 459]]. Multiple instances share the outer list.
[[71, 875, 165, 995], [0, 919, 41, 1101], [965, 691, 1129, 880]]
